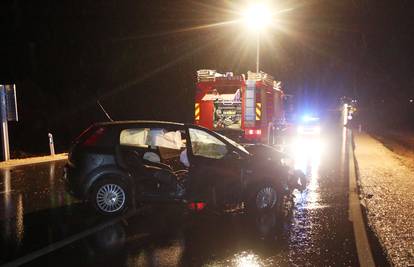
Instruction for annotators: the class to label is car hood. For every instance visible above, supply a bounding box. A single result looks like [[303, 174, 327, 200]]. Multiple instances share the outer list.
[[244, 144, 289, 174]]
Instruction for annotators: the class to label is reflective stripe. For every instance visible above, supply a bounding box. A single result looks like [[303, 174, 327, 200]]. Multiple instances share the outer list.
[[195, 103, 200, 120], [256, 103, 261, 121], [245, 80, 256, 123]]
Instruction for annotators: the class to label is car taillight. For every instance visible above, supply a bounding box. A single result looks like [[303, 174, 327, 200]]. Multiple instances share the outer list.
[[188, 202, 206, 211], [246, 129, 261, 135], [74, 125, 94, 143], [82, 127, 106, 146]]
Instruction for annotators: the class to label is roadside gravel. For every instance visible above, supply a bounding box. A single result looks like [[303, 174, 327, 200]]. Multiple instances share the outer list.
[[354, 133, 414, 267]]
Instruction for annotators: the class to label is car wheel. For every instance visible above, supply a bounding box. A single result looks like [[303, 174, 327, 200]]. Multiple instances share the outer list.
[[90, 178, 129, 216], [247, 183, 279, 214]]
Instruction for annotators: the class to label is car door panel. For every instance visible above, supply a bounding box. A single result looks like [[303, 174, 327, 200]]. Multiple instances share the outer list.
[[186, 128, 243, 206]]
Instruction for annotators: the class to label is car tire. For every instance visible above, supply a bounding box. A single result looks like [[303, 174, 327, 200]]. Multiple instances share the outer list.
[[247, 182, 280, 214], [90, 177, 130, 216]]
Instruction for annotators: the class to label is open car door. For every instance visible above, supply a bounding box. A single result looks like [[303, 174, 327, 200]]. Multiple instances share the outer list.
[[116, 126, 188, 201], [186, 127, 244, 208]]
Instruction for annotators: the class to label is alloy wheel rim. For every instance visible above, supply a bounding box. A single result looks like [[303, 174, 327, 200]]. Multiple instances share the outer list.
[[96, 184, 125, 213], [256, 187, 277, 210]]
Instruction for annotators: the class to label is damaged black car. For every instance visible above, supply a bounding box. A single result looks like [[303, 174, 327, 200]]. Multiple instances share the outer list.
[[63, 121, 302, 216]]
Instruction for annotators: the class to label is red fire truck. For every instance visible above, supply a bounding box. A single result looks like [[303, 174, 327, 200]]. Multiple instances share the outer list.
[[194, 69, 285, 143]]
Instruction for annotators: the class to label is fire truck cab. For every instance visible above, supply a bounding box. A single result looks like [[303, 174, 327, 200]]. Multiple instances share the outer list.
[[194, 69, 285, 144]]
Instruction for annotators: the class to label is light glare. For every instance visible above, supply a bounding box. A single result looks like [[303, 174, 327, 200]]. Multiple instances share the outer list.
[[243, 4, 272, 31]]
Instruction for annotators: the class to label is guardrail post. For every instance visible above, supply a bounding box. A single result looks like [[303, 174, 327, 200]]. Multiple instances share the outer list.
[[0, 85, 10, 161], [48, 133, 55, 156]]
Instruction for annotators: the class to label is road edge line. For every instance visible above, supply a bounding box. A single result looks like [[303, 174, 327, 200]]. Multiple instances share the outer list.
[[1, 210, 137, 267], [348, 131, 375, 267]]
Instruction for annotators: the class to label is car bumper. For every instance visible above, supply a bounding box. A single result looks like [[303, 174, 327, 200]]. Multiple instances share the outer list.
[[62, 164, 83, 199]]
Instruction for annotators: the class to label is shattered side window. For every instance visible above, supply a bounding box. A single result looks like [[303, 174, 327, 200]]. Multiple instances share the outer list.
[[189, 128, 227, 159], [120, 128, 150, 147]]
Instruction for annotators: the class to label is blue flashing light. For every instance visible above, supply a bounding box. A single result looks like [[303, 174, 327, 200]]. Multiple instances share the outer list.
[[301, 115, 318, 122]]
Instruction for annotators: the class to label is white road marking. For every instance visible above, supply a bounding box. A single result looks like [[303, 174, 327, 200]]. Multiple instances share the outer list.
[[347, 129, 375, 267]]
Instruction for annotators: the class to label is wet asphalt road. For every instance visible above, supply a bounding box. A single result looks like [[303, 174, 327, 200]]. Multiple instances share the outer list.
[[1, 119, 368, 266]]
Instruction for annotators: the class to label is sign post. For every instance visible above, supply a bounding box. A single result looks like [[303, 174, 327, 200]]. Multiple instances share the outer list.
[[0, 84, 18, 161]]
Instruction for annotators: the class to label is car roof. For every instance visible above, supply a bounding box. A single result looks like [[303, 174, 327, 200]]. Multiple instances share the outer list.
[[94, 120, 186, 128]]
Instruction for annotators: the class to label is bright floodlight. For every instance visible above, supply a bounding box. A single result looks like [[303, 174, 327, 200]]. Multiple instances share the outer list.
[[243, 3, 272, 31]]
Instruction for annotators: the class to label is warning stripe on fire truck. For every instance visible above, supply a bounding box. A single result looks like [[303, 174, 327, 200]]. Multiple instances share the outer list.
[[195, 103, 200, 121], [255, 103, 261, 120]]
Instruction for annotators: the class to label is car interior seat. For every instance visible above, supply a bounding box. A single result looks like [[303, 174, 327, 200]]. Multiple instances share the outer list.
[[142, 151, 173, 172]]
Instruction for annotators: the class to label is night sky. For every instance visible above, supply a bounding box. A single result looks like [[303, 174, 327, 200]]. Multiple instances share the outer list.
[[1, 0, 413, 155]]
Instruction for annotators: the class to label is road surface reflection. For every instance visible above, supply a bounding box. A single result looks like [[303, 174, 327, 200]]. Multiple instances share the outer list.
[[0, 161, 103, 264], [291, 136, 323, 207]]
